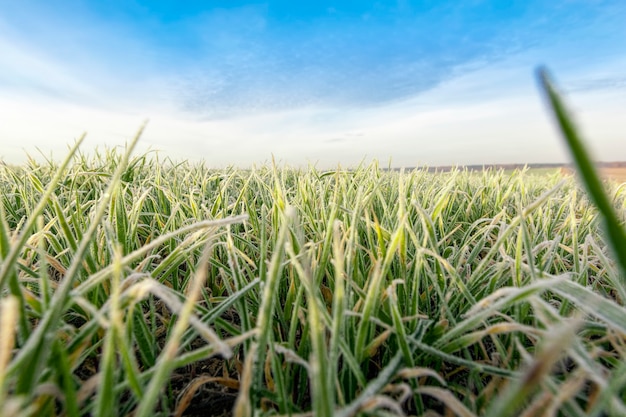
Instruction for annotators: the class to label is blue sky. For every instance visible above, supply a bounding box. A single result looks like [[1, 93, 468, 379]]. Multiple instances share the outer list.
[[1, 0, 625, 167]]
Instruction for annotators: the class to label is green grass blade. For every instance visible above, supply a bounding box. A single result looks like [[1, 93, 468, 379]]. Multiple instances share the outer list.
[[483, 317, 580, 417], [537, 67, 626, 284], [0, 135, 85, 292], [328, 220, 346, 402], [95, 244, 123, 417], [286, 234, 334, 417], [250, 205, 292, 407], [336, 351, 403, 417], [11, 128, 142, 393], [52, 339, 80, 417], [130, 304, 157, 367], [552, 279, 626, 334], [134, 239, 226, 417], [0, 197, 11, 259], [0, 296, 18, 410]]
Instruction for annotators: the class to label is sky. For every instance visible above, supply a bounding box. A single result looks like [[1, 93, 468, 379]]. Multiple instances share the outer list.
[[1, 0, 625, 168]]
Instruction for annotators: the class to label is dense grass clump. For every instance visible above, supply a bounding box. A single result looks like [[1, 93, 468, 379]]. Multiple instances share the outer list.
[[1, 74, 626, 416], [1, 146, 625, 416]]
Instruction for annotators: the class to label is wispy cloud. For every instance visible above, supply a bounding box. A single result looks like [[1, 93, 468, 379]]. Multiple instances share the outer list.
[[161, 1, 623, 120], [2, 0, 624, 116], [0, 1, 625, 166], [568, 77, 626, 92]]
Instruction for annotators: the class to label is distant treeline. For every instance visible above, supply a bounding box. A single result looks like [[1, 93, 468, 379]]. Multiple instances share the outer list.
[[392, 161, 626, 173]]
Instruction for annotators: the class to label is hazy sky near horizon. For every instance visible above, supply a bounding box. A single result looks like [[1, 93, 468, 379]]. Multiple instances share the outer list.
[[1, 0, 625, 168]]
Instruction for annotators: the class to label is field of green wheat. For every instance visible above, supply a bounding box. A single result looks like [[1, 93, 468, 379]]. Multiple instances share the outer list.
[[1, 71, 625, 417]]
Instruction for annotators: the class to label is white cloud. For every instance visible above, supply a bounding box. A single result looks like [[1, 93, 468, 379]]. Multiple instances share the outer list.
[[3, 52, 624, 169], [1, 7, 624, 168]]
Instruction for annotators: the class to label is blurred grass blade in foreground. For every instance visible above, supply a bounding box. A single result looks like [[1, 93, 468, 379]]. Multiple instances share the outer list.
[[537, 67, 626, 283]]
